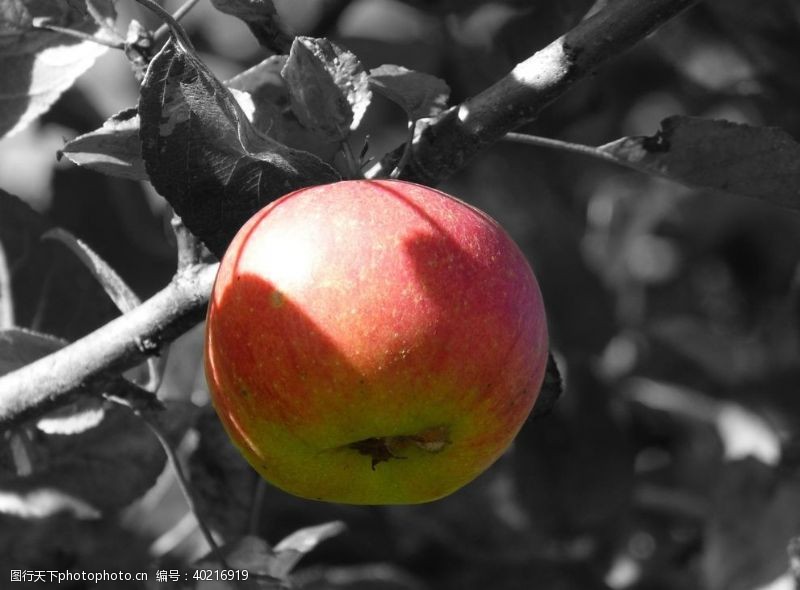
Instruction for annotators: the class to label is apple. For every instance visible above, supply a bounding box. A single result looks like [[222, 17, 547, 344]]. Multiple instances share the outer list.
[[204, 179, 548, 504]]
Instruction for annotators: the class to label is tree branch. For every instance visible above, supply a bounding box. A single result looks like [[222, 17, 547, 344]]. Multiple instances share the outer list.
[[0, 0, 696, 428], [0, 263, 218, 427], [368, 0, 699, 183]]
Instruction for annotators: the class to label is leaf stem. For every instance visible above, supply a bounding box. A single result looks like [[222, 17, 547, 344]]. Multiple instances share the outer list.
[[133, 0, 195, 52], [106, 390, 229, 569], [248, 478, 268, 537], [86, 0, 126, 44], [389, 120, 417, 180], [341, 141, 360, 179], [503, 132, 622, 165], [142, 412, 229, 568]]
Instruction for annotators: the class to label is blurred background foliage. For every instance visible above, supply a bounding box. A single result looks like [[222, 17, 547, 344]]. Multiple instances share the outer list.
[[2, 0, 800, 588]]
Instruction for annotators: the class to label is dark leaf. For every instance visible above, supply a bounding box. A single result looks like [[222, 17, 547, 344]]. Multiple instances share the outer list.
[[281, 37, 372, 143], [58, 108, 147, 181], [530, 352, 562, 419], [0, 328, 104, 435], [369, 64, 449, 121], [0, 0, 116, 138], [0, 402, 166, 517], [42, 227, 140, 313], [0, 513, 150, 575], [40, 226, 169, 391], [0, 188, 118, 339], [0, 327, 166, 517], [209, 0, 291, 54], [600, 116, 800, 210], [0, 328, 106, 436], [190, 406, 259, 538], [139, 37, 340, 258], [0, 327, 65, 376]]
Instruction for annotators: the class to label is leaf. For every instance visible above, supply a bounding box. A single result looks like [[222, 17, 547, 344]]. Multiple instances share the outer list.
[[281, 37, 372, 143], [227, 56, 340, 163], [599, 116, 800, 210], [0, 402, 166, 517], [530, 352, 562, 419], [0, 327, 65, 376], [0, 513, 151, 573], [0, 322, 166, 520], [189, 406, 259, 538], [60, 55, 337, 183], [35, 399, 105, 435], [209, 0, 291, 54], [39, 227, 169, 391], [139, 37, 340, 258], [42, 227, 141, 313], [270, 521, 346, 578], [58, 108, 147, 181], [369, 64, 450, 121], [0, 188, 119, 340], [0, 0, 116, 139], [0, 328, 107, 435]]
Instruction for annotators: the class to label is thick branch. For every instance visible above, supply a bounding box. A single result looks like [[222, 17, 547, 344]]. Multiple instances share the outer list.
[[0, 263, 218, 427], [369, 0, 699, 183], [0, 0, 695, 428]]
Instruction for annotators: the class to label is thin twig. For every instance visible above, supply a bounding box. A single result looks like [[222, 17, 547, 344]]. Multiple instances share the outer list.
[[248, 478, 267, 536], [153, 0, 203, 42], [0, 240, 14, 329], [141, 412, 229, 568], [107, 388, 229, 568], [308, 0, 353, 37], [30, 22, 125, 49]]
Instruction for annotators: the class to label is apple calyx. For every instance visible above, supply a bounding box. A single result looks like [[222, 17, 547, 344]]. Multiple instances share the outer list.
[[347, 425, 451, 470]]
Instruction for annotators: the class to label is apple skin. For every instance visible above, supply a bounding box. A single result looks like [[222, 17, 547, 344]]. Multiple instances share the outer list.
[[204, 179, 548, 504]]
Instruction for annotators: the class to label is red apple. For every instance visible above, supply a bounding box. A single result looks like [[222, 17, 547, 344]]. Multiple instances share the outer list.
[[204, 179, 548, 504]]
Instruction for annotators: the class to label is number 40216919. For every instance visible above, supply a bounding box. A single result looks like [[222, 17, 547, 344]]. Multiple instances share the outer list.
[[192, 569, 250, 581]]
